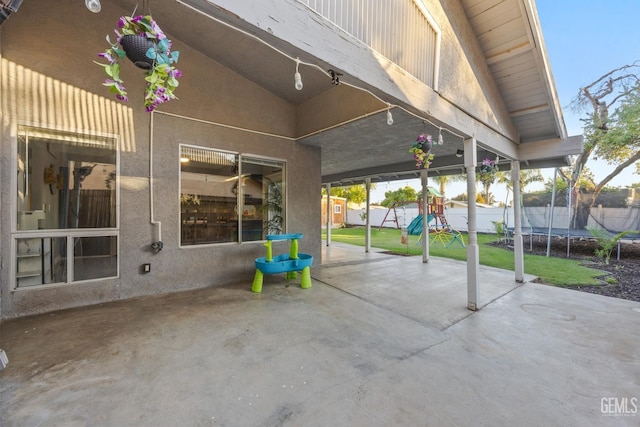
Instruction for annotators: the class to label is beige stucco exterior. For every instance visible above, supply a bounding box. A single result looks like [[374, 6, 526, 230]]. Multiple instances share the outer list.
[[0, 1, 321, 318], [0, 0, 579, 318]]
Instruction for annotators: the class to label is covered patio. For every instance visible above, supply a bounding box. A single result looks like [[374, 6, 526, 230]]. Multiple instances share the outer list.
[[114, 0, 584, 310], [1, 243, 638, 425], [1, 0, 585, 320]]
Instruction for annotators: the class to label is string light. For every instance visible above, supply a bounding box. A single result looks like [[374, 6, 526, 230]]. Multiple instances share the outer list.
[[175, 0, 468, 142], [386, 104, 394, 125], [85, 0, 101, 13], [294, 58, 303, 90], [437, 127, 444, 145]]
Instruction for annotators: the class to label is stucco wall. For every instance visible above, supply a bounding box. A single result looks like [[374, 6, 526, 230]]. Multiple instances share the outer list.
[[0, 0, 320, 318]]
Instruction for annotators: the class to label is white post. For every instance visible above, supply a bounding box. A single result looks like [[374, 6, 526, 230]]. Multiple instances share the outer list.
[[567, 177, 572, 258], [546, 168, 558, 257], [326, 183, 331, 246], [365, 178, 371, 253], [421, 169, 430, 263], [464, 137, 479, 311], [511, 160, 525, 282]]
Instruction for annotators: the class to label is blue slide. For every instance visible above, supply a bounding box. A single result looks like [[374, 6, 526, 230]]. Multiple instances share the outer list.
[[407, 214, 434, 235]]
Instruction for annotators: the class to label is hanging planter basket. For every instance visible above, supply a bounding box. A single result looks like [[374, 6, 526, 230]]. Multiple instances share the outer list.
[[120, 34, 155, 70], [480, 165, 493, 174], [409, 133, 435, 169], [96, 14, 182, 112], [478, 158, 499, 183]]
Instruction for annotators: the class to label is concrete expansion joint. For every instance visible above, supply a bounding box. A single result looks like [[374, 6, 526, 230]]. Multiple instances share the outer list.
[[402, 335, 452, 360], [313, 257, 396, 269], [312, 279, 454, 337], [442, 281, 527, 333], [313, 279, 372, 304]]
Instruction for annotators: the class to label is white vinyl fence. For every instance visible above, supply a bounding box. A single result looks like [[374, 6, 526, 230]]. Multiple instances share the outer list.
[[346, 206, 510, 234], [342, 205, 640, 234]]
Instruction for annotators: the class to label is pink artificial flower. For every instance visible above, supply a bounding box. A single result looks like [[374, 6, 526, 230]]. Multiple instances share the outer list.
[[98, 51, 114, 63]]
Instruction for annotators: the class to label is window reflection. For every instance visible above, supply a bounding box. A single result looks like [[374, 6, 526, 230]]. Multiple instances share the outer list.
[[16, 237, 67, 288], [240, 157, 285, 241], [17, 128, 116, 230], [180, 146, 285, 245], [14, 127, 118, 288], [74, 236, 118, 281]]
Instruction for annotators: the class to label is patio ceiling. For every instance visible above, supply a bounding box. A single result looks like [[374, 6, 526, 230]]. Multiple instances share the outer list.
[[460, 0, 566, 143], [110, 0, 576, 185]]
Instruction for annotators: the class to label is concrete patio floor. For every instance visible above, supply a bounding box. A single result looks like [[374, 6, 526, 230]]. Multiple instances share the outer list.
[[1, 243, 639, 426]]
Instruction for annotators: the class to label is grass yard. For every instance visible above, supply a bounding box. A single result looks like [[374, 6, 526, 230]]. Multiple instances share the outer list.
[[322, 227, 605, 287]]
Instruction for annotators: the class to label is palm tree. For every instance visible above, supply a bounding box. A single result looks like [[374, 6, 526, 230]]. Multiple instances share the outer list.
[[496, 168, 544, 205], [433, 173, 466, 201]]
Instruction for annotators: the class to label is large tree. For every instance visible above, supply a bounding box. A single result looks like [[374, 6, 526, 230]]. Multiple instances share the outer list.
[[381, 185, 418, 208], [568, 61, 640, 228], [323, 184, 373, 206]]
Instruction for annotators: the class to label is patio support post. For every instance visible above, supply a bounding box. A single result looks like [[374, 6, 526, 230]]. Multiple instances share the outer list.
[[326, 183, 331, 246], [421, 169, 430, 263], [365, 177, 371, 253], [546, 168, 558, 257], [464, 137, 479, 311], [511, 160, 525, 282]]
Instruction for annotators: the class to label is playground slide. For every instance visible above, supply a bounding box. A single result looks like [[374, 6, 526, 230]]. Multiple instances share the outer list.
[[407, 214, 434, 235]]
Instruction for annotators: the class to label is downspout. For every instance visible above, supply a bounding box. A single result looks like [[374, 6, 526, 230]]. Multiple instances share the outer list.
[[149, 111, 162, 252]]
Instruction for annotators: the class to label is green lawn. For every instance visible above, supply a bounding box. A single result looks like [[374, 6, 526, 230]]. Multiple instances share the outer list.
[[322, 227, 605, 287]]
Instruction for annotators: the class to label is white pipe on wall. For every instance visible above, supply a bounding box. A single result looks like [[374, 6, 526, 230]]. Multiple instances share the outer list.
[[149, 111, 162, 246]]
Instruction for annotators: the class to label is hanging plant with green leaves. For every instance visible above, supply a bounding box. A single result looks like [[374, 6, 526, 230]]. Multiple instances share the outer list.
[[409, 133, 435, 169], [478, 158, 499, 186], [95, 14, 182, 112]]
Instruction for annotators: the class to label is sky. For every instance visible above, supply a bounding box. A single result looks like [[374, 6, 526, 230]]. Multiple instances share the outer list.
[[370, 0, 640, 204]]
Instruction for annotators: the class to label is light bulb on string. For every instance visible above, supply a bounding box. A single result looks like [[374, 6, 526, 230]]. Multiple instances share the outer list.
[[437, 128, 444, 145], [294, 58, 303, 90], [85, 0, 101, 13], [386, 104, 394, 125]]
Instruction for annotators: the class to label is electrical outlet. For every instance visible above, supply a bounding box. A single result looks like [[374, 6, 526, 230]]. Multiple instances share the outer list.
[[142, 263, 151, 273]]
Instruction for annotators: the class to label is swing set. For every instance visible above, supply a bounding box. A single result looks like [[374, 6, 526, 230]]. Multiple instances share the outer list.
[[407, 188, 465, 248]]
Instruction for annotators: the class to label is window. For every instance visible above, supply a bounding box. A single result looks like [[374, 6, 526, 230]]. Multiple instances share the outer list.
[[14, 127, 118, 288], [334, 204, 342, 214], [180, 145, 286, 245]]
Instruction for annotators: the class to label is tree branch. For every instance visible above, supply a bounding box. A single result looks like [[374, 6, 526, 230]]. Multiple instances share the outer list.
[[572, 62, 640, 112], [571, 145, 594, 184], [608, 91, 631, 107], [594, 149, 640, 192]]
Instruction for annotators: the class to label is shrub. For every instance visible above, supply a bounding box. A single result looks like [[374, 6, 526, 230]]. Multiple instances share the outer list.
[[587, 227, 639, 264]]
